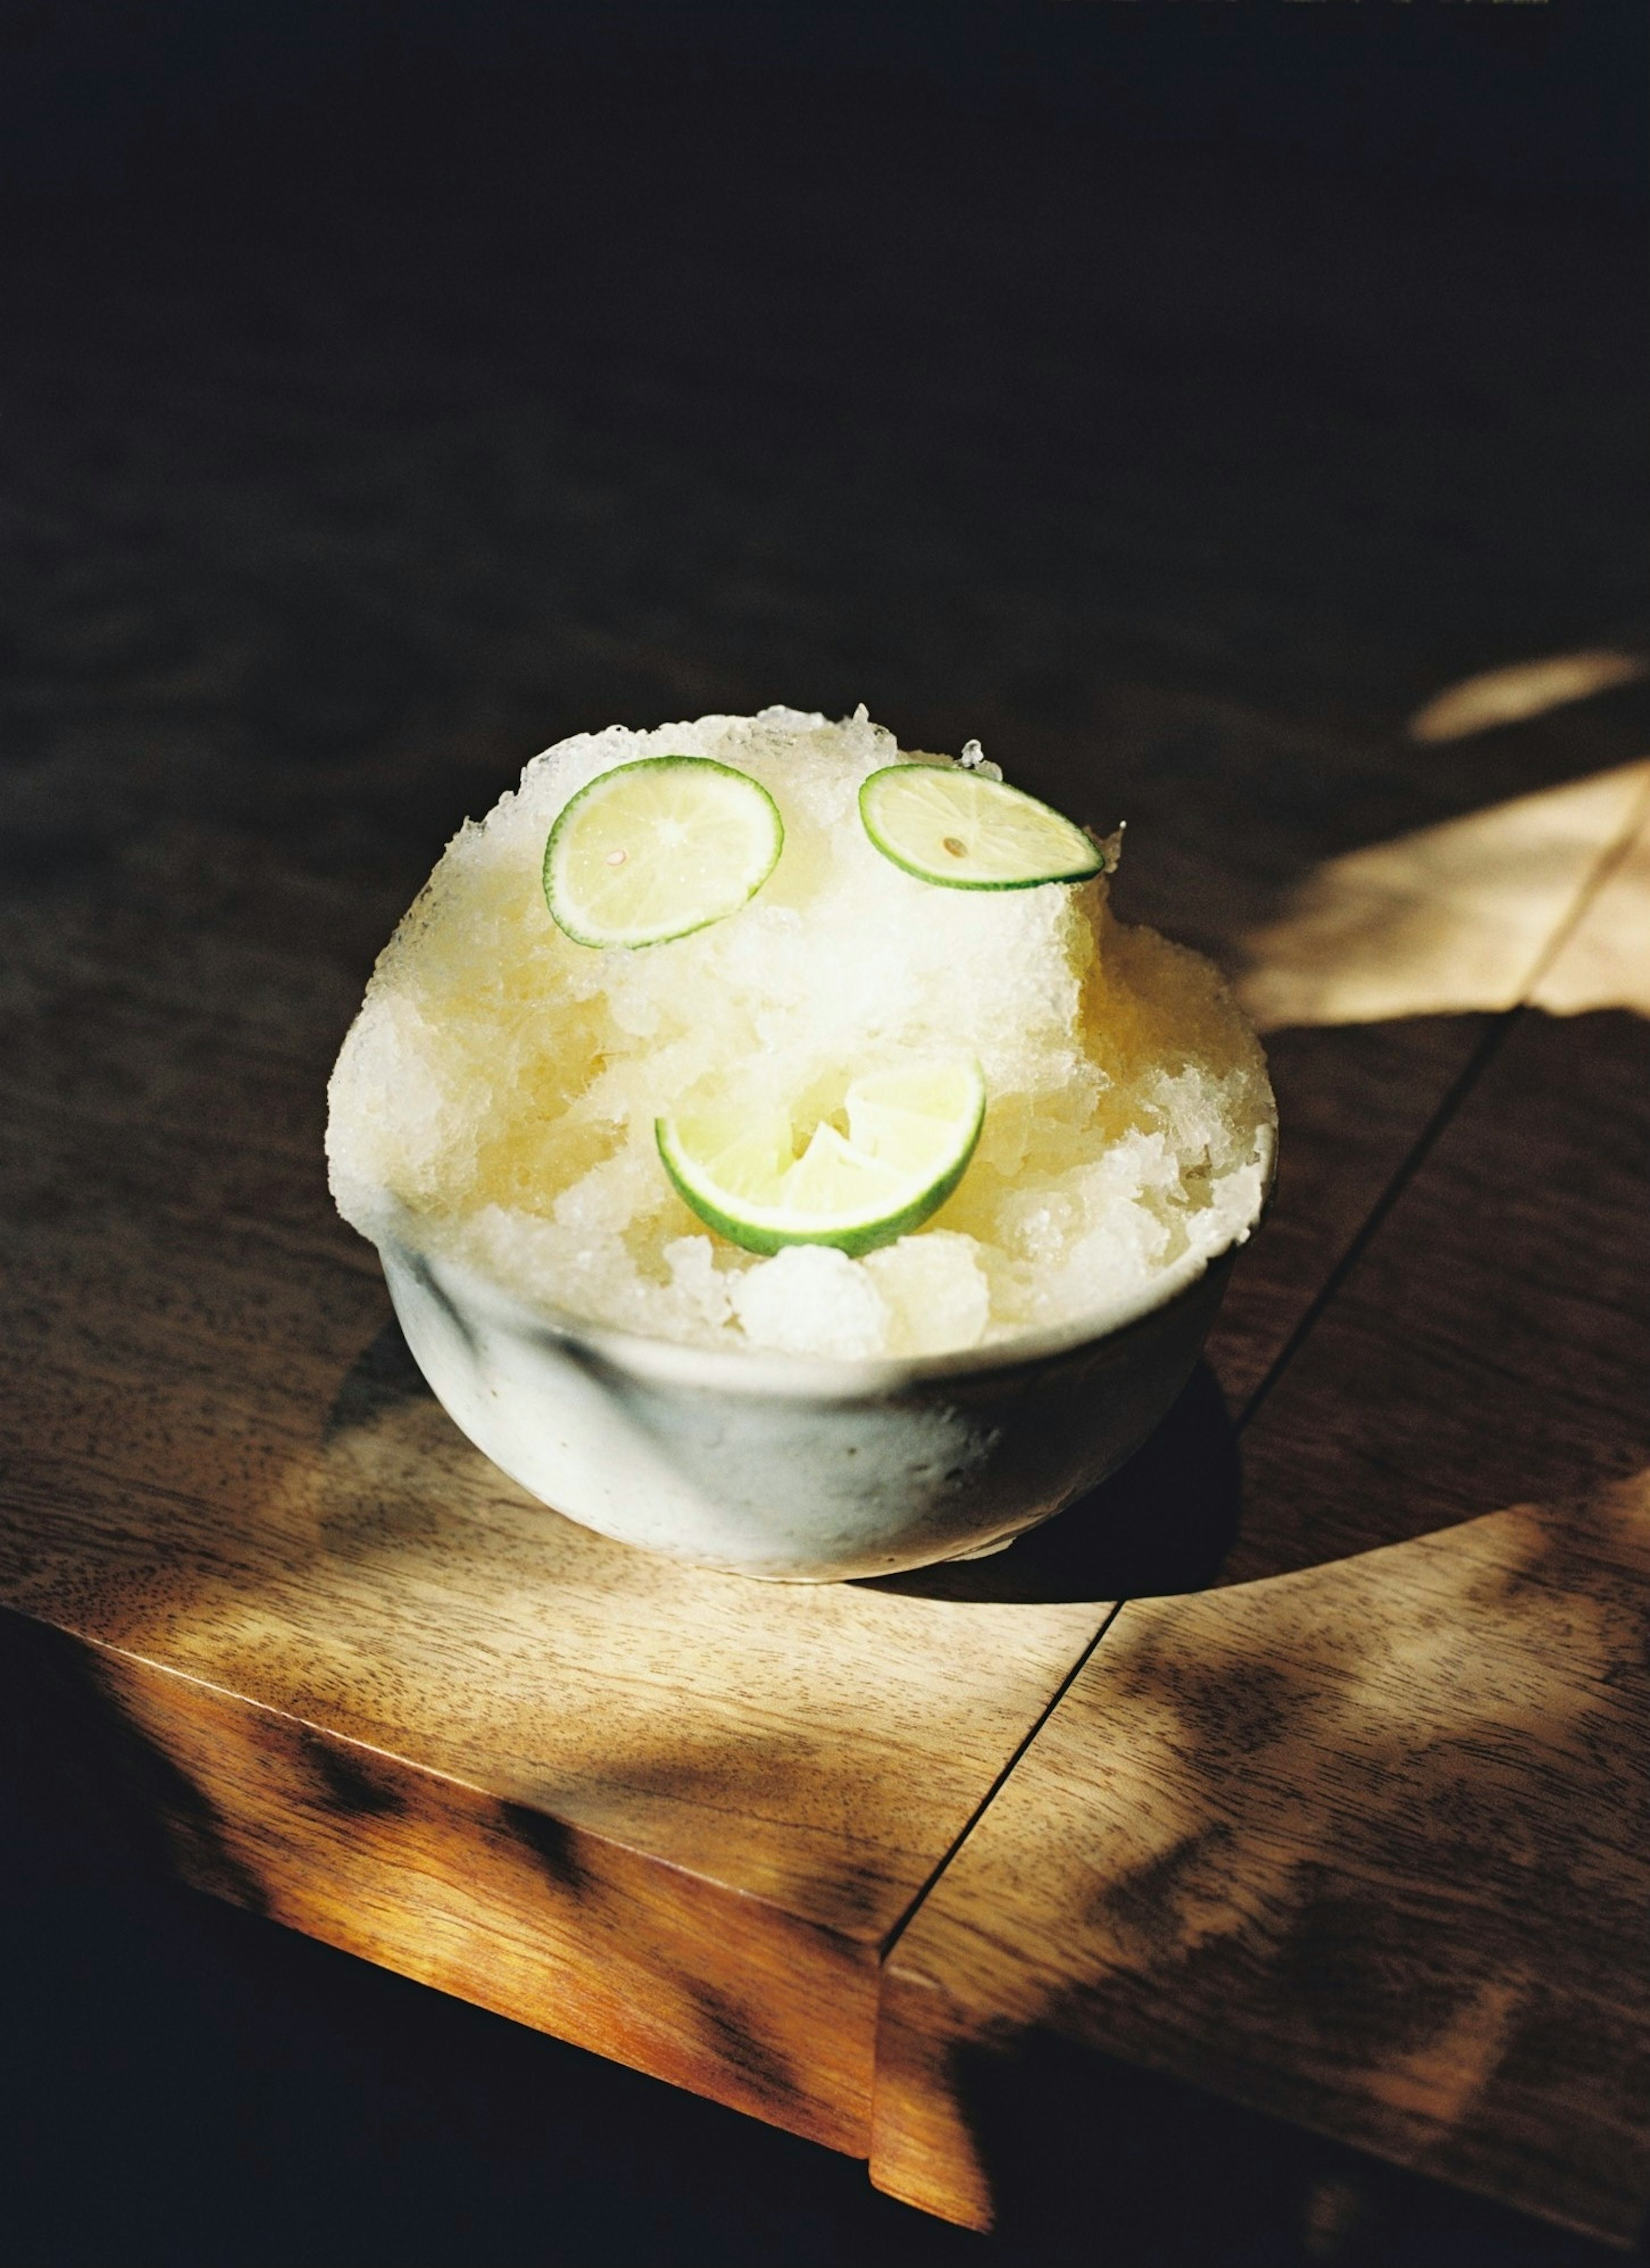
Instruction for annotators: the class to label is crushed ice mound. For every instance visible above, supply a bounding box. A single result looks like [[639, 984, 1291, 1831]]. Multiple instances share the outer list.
[[327, 707, 1275, 1359]]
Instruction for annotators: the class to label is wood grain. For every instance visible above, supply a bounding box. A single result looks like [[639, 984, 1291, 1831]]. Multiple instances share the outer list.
[[1229, 816, 1650, 1585], [873, 1482, 1650, 2242], [871, 812, 1650, 2238], [1532, 783, 1650, 1020], [1235, 757, 1650, 1032]]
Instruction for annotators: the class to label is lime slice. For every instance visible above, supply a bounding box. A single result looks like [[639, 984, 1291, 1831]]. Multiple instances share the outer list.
[[657, 1059, 987, 1258], [859, 763, 1103, 890], [544, 755, 783, 948]]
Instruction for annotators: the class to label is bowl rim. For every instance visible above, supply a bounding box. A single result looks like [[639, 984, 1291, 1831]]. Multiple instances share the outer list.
[[375, 1117, 1276, 1404]]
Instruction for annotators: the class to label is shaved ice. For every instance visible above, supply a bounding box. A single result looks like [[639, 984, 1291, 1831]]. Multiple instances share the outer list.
[[327, 707, 1274, 1361]]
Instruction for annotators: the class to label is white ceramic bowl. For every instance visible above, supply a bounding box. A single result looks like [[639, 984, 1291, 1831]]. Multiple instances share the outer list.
[[376, 1126, 1274, 1582]]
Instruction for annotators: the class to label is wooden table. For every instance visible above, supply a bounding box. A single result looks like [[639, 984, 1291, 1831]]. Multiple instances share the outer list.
[[3, 122, 1647, 2258], [5, 695, 1646, 2244]]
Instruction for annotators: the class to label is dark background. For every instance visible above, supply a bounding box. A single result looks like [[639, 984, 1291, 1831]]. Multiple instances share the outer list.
[[4, 0, 1646, 204], [2, 5, 1646, 2264]]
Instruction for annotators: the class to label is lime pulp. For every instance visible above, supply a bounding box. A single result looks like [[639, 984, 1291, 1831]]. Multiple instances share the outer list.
[[657, 1059, 987, 1257], [544, 755, 784, 948], [859, 763, 1103, 890]]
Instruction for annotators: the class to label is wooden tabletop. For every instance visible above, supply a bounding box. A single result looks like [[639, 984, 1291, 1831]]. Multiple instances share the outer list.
[[2, 111, 1647, 2257]]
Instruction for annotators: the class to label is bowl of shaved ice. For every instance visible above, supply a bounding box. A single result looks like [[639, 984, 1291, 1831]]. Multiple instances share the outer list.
[[327, 706, 1275, 1580]]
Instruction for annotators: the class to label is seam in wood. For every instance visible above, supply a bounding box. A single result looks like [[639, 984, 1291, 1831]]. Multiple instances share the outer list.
[[876, 1599, 1125, 1963], [1520, 763, 1650, 999], [1238, 762, 1650, 1439], [1236, 1007, 1521, 1440]]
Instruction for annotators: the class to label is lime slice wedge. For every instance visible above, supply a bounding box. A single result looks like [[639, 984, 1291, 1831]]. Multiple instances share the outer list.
[[859, 763, 1103, 889], [544, 755, 783, 948], [657, 1059, 987, 1257]]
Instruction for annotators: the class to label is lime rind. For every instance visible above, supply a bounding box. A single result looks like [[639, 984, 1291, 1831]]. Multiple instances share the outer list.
[[543, 754, 784, 949], [657, 1060, 987, 1257], [858, 763, 1104, 891]]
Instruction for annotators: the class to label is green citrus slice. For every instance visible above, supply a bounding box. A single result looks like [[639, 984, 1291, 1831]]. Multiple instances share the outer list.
[[859, 763, 1104, 889], [657, 1059, 987, 1258], [544, 755, 783, 947]]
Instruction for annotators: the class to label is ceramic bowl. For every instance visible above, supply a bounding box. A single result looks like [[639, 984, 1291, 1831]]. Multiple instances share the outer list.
[[375, 1125, 1273, 1582]]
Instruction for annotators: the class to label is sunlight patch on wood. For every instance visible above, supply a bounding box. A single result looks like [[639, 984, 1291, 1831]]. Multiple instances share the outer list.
[[1408, 650, 1646, 744], [1532, 803, 1650, 1019], [1238, 760, 1650, 1030]]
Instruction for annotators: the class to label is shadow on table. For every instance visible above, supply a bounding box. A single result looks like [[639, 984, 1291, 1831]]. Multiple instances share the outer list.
[[946, 2025, 1627, 2268], [865, 1361, 1241, 1606], [329, 1317, 1244, 1609], [882, 1471, 1650, 2258]]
